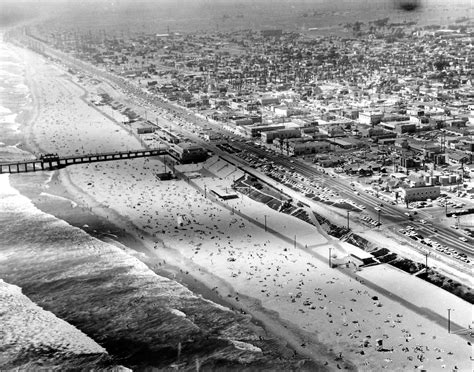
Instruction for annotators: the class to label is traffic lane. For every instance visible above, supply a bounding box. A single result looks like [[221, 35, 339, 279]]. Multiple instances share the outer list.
[[391, 216, 472, 254], [413, 225, 472, 256]]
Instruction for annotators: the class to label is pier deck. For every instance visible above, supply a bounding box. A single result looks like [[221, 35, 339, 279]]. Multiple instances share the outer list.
[[0, 148, 168, 174]]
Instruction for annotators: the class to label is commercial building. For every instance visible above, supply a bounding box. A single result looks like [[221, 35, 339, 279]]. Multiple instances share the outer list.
[[259, 96, 280, 106], [328, 137, 365, 149], [359, 111, 383, 126], [380, 120, 416, 134], [400, 185, 440, 202], [168, 142, 208, 163], [261, 128, 301, 143], [287, 140, 330, 156], [242, 124, 285, 138]]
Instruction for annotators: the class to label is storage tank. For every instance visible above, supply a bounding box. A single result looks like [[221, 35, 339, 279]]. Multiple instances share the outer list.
[[449, 174, 458, 184]]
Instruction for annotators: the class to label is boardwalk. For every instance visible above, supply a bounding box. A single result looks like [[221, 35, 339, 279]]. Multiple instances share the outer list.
[[0, 148, 168, 174]]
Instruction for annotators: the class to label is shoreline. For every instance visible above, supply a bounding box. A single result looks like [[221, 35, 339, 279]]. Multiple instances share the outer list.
[[10, 159, 345, 370], [6, 43, 339, 369]]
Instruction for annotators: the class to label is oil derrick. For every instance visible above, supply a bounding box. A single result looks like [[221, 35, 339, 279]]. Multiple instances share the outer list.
[[261, 67, 267, 85], [440, 130, 446, 153], [213, 55, 219, 75], [285, 65, 291, 83], [250, 68, 256, 84], [241, 67, 249, 88]]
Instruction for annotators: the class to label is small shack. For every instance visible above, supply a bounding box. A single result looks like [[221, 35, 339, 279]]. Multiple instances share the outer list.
[[340, 242, 378, 268], [210, 185, 239, 200], [156, 172, 174, 181]]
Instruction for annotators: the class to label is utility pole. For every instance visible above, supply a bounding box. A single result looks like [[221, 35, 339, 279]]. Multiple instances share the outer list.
[[347, 210, 350, 229], [329, 247, 332, 268], [447, 308, 454, 333], [425, 251, 430, 270], [264, 215, 267, 232], [294, 235, 296, 249]]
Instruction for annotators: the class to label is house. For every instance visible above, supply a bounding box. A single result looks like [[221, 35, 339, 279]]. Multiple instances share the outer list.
[[448, 151, 470, 165]]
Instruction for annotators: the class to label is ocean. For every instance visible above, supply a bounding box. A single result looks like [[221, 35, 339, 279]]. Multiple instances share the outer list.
[[0, 40, 33, 162]]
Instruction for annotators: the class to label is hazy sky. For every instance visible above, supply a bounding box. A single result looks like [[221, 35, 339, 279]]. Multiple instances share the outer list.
[[1, 0, 471, 30], [1, 0, 472, 8], [0, 0, 471, 4]]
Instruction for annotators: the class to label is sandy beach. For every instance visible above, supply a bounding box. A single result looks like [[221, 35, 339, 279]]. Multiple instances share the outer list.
[[3, 41, 473, 371]]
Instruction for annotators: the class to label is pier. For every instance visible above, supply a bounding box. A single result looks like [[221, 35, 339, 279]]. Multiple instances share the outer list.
[[0, 148, 168, 174]]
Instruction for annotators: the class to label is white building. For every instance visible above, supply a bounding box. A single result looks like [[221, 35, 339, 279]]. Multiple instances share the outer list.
[[359, 111, 383, 125], [400, 185, 440, 202]]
